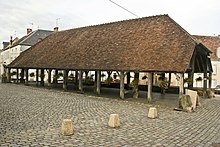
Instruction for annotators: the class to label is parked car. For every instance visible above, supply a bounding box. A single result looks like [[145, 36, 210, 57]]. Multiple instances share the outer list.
[[215, 85, 220, 94]]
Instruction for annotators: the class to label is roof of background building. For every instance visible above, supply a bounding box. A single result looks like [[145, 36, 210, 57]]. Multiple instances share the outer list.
[[9, 15, 211, 73], [193, 35, 220, 61], [3, 29, 53, 50]]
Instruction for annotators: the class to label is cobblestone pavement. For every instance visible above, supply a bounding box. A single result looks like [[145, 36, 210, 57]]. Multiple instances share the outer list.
[[0, 83, 220, 147]]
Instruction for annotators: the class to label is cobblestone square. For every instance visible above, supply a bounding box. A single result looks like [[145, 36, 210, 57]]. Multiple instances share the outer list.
[[0, 83, 220, 146]]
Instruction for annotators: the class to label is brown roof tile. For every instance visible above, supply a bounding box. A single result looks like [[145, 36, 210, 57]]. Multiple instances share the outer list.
[[9, 15, 209, 73]]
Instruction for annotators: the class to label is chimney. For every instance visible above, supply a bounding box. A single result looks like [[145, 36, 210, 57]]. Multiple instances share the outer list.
[[3, 42, 9, 49], [54, 27, 59, 32], [10, 36, 13, 45], [27, 28, 32, 35]]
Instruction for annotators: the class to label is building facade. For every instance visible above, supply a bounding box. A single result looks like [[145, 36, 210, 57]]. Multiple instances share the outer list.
[[0, 29, 53, 76]]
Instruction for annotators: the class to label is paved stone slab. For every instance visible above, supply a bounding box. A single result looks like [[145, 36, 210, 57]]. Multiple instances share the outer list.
[[0, 83, 220, 146]]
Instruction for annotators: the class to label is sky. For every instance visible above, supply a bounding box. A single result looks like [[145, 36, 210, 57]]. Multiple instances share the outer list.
[[0, 0, 220, 48]]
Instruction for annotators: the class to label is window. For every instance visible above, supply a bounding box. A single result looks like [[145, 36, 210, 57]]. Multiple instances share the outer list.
[[212, 64, 217, 75], [217, 47, 220, 58]]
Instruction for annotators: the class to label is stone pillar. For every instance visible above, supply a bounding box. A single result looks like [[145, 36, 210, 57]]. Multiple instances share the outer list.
[[48, 69, 52, 87], [119, 71, 125, 99], [36, 69, 39, 86], [63, 70, 68, 90], [40, 69, 44, 86], [16, 68, 19, 84], [147, 72, 153, 103], [96, 71, 101, 95], [179, 73, 184, 95], [79, 71, 83, 91], [25, 68, 29, 85], [7, 68, 11, 83]]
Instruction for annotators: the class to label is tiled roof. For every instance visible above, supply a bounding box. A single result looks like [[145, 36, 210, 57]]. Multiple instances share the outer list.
[[9, 15, 211, 73], [4, 30, 52, 49], [193, 35, 220, 61]]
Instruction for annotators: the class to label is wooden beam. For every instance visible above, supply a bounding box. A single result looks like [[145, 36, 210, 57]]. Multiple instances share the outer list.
[[119, 71, 125, 99], [147, 72, 153, 103], [96, 71, 101, 95]]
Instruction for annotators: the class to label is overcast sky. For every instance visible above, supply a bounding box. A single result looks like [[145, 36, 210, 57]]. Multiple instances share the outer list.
[[0, 0, 220, 48]]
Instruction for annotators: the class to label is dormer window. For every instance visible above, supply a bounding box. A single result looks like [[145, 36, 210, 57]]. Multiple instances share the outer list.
[[217, 47, 220, 58]]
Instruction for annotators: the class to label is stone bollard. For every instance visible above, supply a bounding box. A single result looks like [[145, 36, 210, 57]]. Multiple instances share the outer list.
[[108, 114, 120, 128], [148, 107, 158, 119], [61, 119, 73, 136]]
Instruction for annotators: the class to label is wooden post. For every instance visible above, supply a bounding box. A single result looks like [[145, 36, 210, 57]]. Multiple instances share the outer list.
[[119, 71, 125, 99], [188, 72, 194, 89], [96, 71, 101, 95], [36, 69, 39, 86], [147, 72, 153, 103], [168, 73, 171, 88], [179, 73, 184, 95], [133, 72, 139, 98], [16, 68, 19, 84], [25, 68, 29, 85], [63, 70, 68, 90], [79, 71, 83, 91], [126, 72, 130, 89], [75, 70, 78, 85], [203, 72, 208, 98], [94, 71, 97, 92], [208, 72, 212, 89], [48, 69, 52, 87], [40, 69, 44, 86], [53, 69, 58, 84], [20, 69, 24, 83], [7, 68, 11, 83]]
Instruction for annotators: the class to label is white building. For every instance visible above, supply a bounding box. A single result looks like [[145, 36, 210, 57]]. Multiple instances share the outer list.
[[0, 28, 53, 76]]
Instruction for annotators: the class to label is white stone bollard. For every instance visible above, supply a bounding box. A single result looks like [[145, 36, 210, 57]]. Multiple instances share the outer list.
[[108, 114, 120, 128], [148, 107, 158, 119], [61, 119, 73, 136]]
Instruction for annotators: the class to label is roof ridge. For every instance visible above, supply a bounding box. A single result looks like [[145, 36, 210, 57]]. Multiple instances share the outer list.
[[62, 14, 169, 32]]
